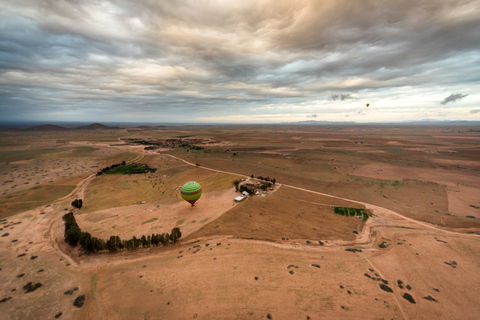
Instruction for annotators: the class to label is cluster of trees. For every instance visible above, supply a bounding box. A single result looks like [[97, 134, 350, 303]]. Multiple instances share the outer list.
[[71, 199, 83, 209], [233, 180, 255, 194], [63, 213, 182, 253], [63, 212, 105, 250], [96, 161, 157, 175], [96, 161, 127, 176], [254, 175, 276, 184], [239, 185, 256, 195], [181, 144, 204, 150], [260, 182, 272, 191]]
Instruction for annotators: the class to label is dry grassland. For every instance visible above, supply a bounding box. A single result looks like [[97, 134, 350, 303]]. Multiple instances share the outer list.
[[188, 186, 364, 242], [1, 125, 479, 320]]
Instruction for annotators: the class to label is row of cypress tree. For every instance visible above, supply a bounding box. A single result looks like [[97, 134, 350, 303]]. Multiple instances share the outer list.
[[63, 212, 181, 253]]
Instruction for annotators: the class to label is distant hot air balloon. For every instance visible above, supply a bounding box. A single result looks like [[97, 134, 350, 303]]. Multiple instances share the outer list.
[[366, 103, 370, 107], [180, 181, 202, 206]]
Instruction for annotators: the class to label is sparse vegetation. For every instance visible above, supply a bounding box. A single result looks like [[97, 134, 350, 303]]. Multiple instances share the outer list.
[[378, 241, 388, 248], [142, 218, 158, 224]]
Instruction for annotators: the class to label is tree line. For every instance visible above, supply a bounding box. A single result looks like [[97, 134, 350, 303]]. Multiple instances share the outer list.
[[252, 175, 276, 185], [62, 212, 182, 253], [96, 161, 127, 176]]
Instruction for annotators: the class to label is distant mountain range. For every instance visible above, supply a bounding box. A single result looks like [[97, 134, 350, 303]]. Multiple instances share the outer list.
[[281, 120, 480, 125], [25, 123, 121, 131]]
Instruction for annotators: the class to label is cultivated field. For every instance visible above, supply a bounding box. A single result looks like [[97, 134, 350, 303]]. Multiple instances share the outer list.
[[0, 124, 479, 319]]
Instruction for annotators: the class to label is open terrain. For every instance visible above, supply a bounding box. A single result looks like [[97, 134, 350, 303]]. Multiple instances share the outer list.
[[0, 124, 479, 319]]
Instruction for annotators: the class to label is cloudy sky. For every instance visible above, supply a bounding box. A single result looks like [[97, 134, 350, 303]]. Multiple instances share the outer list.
[[1, 0, 479, 124]]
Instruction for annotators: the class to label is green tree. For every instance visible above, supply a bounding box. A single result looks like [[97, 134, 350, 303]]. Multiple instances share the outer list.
[[170, 227, 182, 243], [71, 199, 83, 209], [65, 225, 81, 246], [233, 180, 240, 191], [79, 232, 93, 252], [106, 235, 121, 252]]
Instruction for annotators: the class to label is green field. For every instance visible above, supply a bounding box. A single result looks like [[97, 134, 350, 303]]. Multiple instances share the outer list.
[[334, 207, 370, 221], [105, 164, 157, 175]]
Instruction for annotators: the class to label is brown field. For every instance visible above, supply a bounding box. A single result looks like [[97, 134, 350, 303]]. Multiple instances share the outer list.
[[1, 124, 479, 320], [186, 186, 365, 242]]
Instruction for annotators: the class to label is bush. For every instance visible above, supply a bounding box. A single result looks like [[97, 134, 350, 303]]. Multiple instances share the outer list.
[[71, 199, 83, 209], [73, 295, 86, 308], [402, 293, 416, 304], [379, 284, 393, 293], [65, 225, 81, 246], [23, 282, 43, 293]]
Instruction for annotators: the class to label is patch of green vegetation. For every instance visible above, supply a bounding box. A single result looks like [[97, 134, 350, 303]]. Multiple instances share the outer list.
[[142, 218, 158, 224], [378, 241, 388, 248], [176, 219, 185, 226], [380, 148, 403, 154], [200, 218, 210, 223], [391, 180, 403, 187], [191, 220, 196, 223], [333, 207, 370, 221], [105, 164, 157, 175], [91, 274, 99, 294]]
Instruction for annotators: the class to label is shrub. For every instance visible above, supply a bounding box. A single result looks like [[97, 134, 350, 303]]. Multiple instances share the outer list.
[[71, 199, 83, 209], [379, 284, 393, 293], [73, 295, 86, 308], [402, 293, 416, 304], [23, 282, 43, 293]]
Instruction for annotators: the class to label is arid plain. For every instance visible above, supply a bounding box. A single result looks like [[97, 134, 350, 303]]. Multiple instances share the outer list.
[[1, 124, 479, 319]]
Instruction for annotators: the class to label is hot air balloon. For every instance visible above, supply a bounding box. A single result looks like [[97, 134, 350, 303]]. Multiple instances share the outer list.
[[180, 181, 202, 206], [366, 103, 370, 107]]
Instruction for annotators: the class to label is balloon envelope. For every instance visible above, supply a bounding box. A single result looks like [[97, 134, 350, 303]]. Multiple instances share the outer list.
[[180, 181, 202, 205], [366, 103, 370, 107]]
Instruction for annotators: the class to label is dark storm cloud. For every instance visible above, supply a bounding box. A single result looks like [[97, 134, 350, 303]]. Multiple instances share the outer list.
[[0, 0, 479, 122], [440, 93, 469, 105]]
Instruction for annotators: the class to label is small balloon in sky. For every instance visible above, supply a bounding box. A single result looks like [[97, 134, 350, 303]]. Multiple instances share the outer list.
[[366, 103, 370, 107]]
